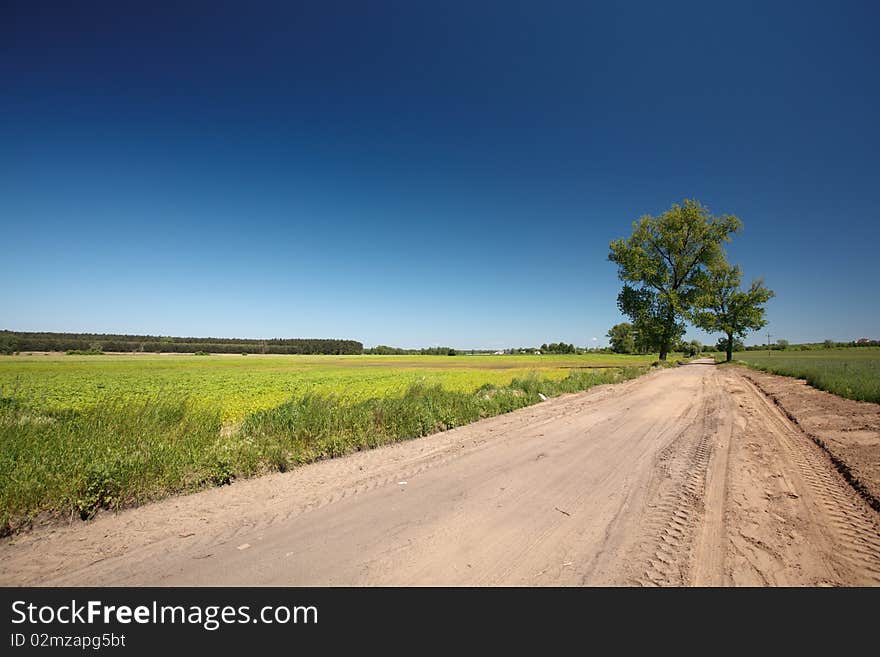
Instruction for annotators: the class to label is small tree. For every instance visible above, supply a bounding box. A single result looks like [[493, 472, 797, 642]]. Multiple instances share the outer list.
[[0, 334, 19, 355], [606, 322, 636, 354], [693, 262, 774, 362], [609, 199, 741, 360], [776, 339, 789, 350], [823, 339, 835, 349]]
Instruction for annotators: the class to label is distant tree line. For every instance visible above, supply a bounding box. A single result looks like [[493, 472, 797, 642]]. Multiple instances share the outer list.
[[0, 331, 363, 355], [363, 345, 411, 355], [604, 324, 880, 357], [540, 342, 577, 354], [606, 322, 705, 356], [362, 344, 589, 356], [363, 345, 458, 355], [736, 339, 880, 352], [418, 347, 458, 355]]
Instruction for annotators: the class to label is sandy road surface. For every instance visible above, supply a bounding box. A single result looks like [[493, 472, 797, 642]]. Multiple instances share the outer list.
[[2, 361, 879, 586]]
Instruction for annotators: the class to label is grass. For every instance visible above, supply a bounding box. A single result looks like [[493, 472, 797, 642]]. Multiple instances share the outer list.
[[730, 348, 880, 403], [0, 353, 653, 534], [0, 396, 223, 528], [0, 353, 657, 422]]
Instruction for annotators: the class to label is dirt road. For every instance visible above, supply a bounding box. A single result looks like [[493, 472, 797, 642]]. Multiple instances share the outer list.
[[2, 360, 879, 586]]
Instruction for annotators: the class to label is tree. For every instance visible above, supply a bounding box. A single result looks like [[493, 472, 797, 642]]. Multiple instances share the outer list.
[[693, 262, 774, 362], [671, 338, 701, 356], [823, 339, 835, 349], [609, 200, 741, 360], [776, 339, 789, 350], [542, 341, 576, 354], [715, 336, 744, 353], [617, 284, 684, 355], [0, 333, 18, 355], [606, 322, 636, 354]]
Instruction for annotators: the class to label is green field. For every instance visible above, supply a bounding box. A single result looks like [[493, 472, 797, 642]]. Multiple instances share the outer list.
[[0, 353, 655, 533], [731, 348, 880, 403], [0, 353, 657, 421]]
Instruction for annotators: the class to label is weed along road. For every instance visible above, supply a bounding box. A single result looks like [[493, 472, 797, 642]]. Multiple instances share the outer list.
[[3, 360, 879, 586]]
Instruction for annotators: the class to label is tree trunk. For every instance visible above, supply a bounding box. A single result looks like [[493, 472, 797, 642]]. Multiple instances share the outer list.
[[659, 304, 675, 361], [726, 333, 733, 362]]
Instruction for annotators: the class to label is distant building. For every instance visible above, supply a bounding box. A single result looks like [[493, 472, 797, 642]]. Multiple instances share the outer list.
[[494, 350, 504, 355], [857, 337, 872, 344]]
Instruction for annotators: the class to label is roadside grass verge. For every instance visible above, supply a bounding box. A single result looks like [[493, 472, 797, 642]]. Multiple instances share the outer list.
[[0, 396, 224, 535], [0, 366, 647, 535], [730, 351, 880, 403]]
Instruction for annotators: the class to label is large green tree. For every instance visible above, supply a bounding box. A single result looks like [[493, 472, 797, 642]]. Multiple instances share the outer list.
[[609, 199, 741, 360], [693, 262, 774, 362]]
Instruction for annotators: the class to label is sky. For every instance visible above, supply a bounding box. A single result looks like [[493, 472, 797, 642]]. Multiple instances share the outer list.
[[2, 1, 878, 349]]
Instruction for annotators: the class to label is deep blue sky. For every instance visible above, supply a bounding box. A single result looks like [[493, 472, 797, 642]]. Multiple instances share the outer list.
[[2, 1, 878, 348]]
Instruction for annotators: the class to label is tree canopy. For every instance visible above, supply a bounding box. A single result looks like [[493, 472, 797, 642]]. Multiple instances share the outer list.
[[692, 262, 774, 361], [606, 322, 636, 354], [609, 199, 741, 359]]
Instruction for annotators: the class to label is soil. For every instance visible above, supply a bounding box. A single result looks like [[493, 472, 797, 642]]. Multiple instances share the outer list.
[[737, 367, 880, 510], [2, 360, 878, 586]]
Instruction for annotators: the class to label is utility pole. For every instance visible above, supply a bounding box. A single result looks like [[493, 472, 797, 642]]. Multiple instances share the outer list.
[[767, 331, 772, 357]]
